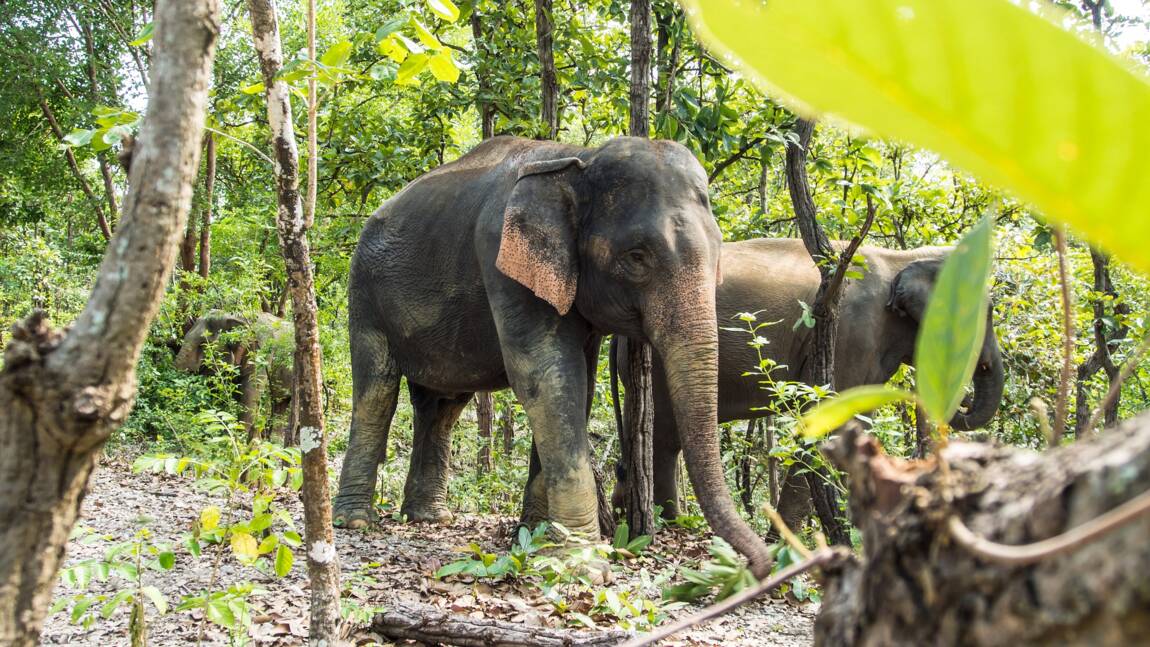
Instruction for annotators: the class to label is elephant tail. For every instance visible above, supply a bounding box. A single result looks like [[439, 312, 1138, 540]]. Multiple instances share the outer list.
[[609, 335, 626, 482]]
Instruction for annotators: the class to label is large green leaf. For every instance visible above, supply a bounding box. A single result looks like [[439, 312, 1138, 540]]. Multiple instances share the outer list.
[[678, 0, 1150, 275], [915, 216, 994, 425], [800, 385, 914, 440]]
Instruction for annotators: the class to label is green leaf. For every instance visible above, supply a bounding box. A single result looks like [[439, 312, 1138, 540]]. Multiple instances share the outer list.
[[129, 22, 154, 47], [800, 385, 915, 439], [427, 52, 460, 83], [274, 544, 294, 577], [319, 41, 354, 68], [101, 590, 132, 619], [425, 0, 460, 22], [206, 599, 236, 628], [396, 53, 430, 85], [915, 216, 994, 426], [679, 0, 1150, 276], [157, 551, 175, 570], [63, 129, 96, 147], [140, 585, 167, 615], [240, 82, 266, 95]]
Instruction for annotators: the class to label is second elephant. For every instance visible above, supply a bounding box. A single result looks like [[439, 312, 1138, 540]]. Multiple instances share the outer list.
[[175, 311, 295, 438], [612, 238, 1005, 518]]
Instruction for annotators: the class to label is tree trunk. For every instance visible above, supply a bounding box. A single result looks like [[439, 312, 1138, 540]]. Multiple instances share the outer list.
[[471, 10, 495, 140], [198, 134, 215, 278], [534, 0, 558, 139], [816, 417, 1150, 645], [34, 90, 112, 240], [1075, 249, 1128, 436], [476, 391, 494, 475], [655, 3, 680, 120], [784, 118, 859, 547], [246, 0, 340, 642], [624, 341, 655, 539], [739, 418, 758, 516], [628, 0, 652, 137], [0, 2, 219, 644], [373, 601, 630, 646], [501, 396, 515, 456]]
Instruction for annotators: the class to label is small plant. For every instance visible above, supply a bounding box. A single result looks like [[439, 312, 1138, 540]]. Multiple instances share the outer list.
[[434, 523, 555, 580], [608, 521, 653, 561], [51, 523, 175, 645], [664, 536, 758, 603]]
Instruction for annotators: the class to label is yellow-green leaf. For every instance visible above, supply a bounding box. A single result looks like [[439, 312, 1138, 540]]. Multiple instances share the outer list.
[[377, 35, 408, 63], [396, 53, 430, 85], [319, 40, 353, 68], [274, 544, 294, 577], [679, 0, 1150, 276], [240, 82, 265, 95], [915, 216, 994, 426], [800, 386, 914, 440], [230, 532, 259, 561], [200, 506, 220, 532], [425, 0, 460, 22], [428, 51, 460, 83], [411, 18, 441, 50]]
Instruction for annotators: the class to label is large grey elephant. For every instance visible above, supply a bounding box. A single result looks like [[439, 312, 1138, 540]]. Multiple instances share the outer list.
[[612, 238, 1005, 518], [333, 136, 775, 576], [175, 311, 294, 437]]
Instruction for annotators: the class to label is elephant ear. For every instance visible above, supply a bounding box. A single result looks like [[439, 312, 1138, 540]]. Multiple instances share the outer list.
[[886, 258, 943, 320], [495, 157, 587, 315]]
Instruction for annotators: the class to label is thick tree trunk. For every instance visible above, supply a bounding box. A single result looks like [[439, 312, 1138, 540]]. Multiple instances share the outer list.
[[246, 0, 340, 641], [628, 0, 652, 137], [816, 417, 1150, 645], [471, 10, 495, 140], [476, 391, 494, 474], [373, 602, 630, 646], [534, 0, 558, 139], [0, 2, 219, 644]]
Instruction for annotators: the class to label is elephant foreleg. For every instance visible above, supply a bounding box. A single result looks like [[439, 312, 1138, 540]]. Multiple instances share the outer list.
[[334, 326, 400, 529], [401, 387, 471, 524]]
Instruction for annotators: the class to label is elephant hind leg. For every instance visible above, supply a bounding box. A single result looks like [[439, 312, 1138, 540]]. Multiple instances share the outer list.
[[334, 326, 400, 529], [401, 385, 472, 524]]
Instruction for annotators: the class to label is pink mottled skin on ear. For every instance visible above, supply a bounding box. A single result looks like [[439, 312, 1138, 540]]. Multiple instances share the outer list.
[[496, 214, 577, 315]]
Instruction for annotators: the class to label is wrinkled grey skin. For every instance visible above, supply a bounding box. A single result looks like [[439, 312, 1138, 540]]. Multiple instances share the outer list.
[[334, 136, 775, 577], [612, 239, 1005, 518], [175, 312, 294, 436]]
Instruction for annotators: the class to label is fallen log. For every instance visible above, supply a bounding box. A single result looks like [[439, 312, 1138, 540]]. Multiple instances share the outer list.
[[816, 417, 1150, 646], [372, 602, 631, 646]]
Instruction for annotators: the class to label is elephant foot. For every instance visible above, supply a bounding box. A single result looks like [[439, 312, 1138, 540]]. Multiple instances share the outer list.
[[332, 497, 377, 530], [401, 503, 455, 525]]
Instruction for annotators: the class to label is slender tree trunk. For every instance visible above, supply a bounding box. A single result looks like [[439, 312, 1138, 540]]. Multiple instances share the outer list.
[[0, 3, 219, 644], [198, 134, 215, 278], [246, 0, 340, 641], [785, 118, 871, 546], [35, 91, 112, 240], [654, 2, 679, 122], [739, 418, 758, 516], [79, 11, 123, 223], [471, 10, 495, 140], [534, 0, 558, 139], [629, 0, 652, 137], [476, 392, 494, 474], [622, 0, 656, 540], [501, 398, 515, 456]]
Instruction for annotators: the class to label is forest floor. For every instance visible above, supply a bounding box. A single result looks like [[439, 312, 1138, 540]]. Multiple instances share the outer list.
[[41, 454, 817, 646]]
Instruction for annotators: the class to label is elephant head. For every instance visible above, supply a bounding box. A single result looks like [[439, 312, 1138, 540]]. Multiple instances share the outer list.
[[174, 313, 250, 373], [887, 258, 1004, 430], [495, 138, 773, 576]]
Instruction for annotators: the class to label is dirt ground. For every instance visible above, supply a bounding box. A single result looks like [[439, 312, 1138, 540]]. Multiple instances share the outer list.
[[41, 454, 816, 646]]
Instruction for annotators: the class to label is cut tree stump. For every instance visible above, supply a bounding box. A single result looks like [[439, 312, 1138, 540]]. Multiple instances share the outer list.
[[815, 417, 1150, 646], [372, 602, 631, 646]]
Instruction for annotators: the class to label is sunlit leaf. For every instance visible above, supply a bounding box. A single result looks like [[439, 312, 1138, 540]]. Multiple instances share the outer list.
[[428, 51, 460, 83], [319, 40, 354, 68], [396, 53, 430, 85], [63, 129, 96, 147], [679, 0, 1150, 275], [140, 585, 167, 615], [425, 0, 460, 22], [230, 532, 259, 561], [800, 385, 914, 439], [274, 544, 293, 577], [410, 18, 441, 50], [200, 506, 221, 532], [129, 22, 153, 47], [915, 216, 994, 425]]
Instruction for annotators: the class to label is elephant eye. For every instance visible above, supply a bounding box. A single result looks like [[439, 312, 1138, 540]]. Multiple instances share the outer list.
[[619, 248, 651, 279]]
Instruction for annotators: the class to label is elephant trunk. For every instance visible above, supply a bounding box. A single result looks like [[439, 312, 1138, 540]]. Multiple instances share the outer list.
[[949, 312, 1005, 431], [651, 303, 774, 579]]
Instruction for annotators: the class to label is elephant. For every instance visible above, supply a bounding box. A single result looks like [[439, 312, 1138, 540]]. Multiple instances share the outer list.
[[174, 311, 294, 438], [611, 238, 1005, 519], [332, 135, 775, 577]]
